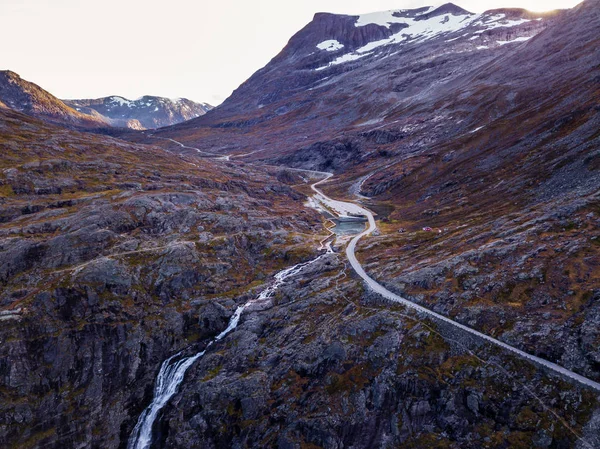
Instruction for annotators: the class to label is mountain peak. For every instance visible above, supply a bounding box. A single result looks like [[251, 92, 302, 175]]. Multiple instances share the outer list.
[[0, 70, 21, 80], [0, 70, 108, 128], [420, 3, 472, 18]]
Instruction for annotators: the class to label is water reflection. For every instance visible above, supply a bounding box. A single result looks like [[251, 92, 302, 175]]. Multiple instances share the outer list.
[[306, 197, 367, 236], [331, 218, 366, 236]]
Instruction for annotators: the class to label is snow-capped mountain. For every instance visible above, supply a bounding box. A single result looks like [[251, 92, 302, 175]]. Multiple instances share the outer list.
[[64, 96, 213, 129], [312, 5, 547, 70], [154, 3, 561, 156]]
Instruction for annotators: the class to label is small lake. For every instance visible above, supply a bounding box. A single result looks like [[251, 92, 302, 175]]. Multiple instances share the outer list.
[[306, 196, 367, 236], [331, 219, 366, 236]]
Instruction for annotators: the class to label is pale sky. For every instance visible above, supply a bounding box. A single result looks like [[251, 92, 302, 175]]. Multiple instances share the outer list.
[[0, 0, 581, 105]]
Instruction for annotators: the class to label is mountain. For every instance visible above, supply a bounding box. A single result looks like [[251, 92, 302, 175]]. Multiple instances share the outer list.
[[148, 3, 562, 156], [0, 106, 322, 448], [0, 70, 114, 129], [0, 71, 212, 130], [3, 2, 600, 449], [129, 2, 600, 445], [64, 95, 213, 129]]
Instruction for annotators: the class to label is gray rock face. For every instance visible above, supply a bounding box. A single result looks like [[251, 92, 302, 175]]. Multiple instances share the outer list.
[[152, 256, 598, 449], [0, 108, 322, 448], [276, 139, 363, 173]]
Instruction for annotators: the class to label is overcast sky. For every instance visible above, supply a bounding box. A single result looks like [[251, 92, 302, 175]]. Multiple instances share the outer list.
[[0, 0, 581, 105]]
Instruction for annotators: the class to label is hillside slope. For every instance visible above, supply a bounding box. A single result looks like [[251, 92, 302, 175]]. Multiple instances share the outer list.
[[3, 1, 600, 448], [0, 71, 114, 129], [0, 108, 321, 448]]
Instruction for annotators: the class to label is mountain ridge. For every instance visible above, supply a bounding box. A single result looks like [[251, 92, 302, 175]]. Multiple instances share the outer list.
[[0, 70, 212, 130], [145, 3, 562, 158], [0, 70, 111, 129], [64, 95, 213, 129]]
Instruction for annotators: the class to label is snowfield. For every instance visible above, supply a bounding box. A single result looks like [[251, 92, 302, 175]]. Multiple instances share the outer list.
[[313, 7, 541, 71], [316, 39, 345, 52]]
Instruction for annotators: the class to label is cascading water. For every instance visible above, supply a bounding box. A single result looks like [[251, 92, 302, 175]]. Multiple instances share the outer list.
[[127, 255, 325, 449]]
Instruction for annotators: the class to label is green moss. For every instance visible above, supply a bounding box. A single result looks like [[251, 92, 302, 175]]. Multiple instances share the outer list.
[[0, 184, 14, 197], [202, 364, 223, 381]]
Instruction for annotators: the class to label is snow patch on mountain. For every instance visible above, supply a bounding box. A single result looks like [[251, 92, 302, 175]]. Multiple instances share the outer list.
[[355, 7, 435, 27], [473, 13, 532, 30], [110, 96, 133, 107], [64, 95, 213, 129], [315, 11, 477, 70], [316, 52, 372, 71], [497, 36, 532, 45], [317, 40, 345, 52], [313, 6, 544, 72]]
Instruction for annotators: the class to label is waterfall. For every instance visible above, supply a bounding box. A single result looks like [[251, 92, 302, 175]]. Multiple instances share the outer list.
[[128, 255, 324, 449]]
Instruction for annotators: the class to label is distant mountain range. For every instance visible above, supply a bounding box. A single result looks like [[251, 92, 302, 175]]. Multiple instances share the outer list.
[[0, 70, 212, 130], [64, 96, 212, 130]]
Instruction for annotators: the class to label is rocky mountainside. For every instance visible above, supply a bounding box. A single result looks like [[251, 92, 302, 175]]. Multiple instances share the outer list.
[[3, 1, 600, 449], [0, 70, 114, 129], [145, 3, 561, 156], [117, 1, 600, 445], [0, 107, 324, 448], [64, 96, 213, 129], [2, 106, 598, 449]]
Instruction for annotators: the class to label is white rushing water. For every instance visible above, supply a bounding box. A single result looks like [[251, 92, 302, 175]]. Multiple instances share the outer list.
[[127, 256, 325, 449]]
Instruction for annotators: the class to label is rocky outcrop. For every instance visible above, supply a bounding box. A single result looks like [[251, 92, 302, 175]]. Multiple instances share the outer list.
[[155, 255, 599, 449], [275, 139, 364, 173]]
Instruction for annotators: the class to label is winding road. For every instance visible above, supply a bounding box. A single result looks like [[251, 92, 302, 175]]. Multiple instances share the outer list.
[[311, 173, 600, 393], [149, 137, 600, 393]]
